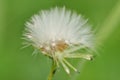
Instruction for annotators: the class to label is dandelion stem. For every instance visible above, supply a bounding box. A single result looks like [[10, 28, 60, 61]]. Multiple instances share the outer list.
[[48, 60, 57, 80]]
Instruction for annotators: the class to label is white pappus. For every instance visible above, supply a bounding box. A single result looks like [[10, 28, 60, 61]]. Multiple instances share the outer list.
[[23, 7, 95, 74]]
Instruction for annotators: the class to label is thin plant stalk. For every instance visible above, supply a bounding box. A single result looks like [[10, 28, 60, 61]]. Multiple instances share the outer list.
[[71, 1, 120, 80], [48, 60, 57, 80], [96, 0, 120, 45]]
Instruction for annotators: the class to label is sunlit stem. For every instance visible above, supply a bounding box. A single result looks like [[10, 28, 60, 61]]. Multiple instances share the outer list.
[[65, 53, 93, 60], [48, 60, 57, 80], [96, 0, 120, 45], [63, 59, 79, 73]]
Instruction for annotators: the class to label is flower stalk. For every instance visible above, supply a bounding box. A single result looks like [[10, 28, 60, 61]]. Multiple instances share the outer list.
[[48, 60, 57, 80]]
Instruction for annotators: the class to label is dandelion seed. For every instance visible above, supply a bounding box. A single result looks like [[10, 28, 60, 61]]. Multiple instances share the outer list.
[[23, 7, 94, 75]]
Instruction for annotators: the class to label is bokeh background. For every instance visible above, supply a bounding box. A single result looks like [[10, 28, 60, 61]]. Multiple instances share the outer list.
[[0, 0, 120, 80]]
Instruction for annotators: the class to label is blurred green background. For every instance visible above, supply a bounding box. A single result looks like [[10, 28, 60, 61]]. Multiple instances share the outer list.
[[0, 0, 120, 80]]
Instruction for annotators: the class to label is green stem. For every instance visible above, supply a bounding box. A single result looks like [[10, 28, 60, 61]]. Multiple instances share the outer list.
[[48, 61, 57, 80], [96, 0, 120, 45]]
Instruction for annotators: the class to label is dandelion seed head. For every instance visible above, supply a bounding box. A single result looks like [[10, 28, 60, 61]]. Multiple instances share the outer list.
[[24, 7, 94, 74]]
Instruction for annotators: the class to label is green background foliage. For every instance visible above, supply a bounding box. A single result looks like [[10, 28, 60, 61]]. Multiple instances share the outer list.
[[0, 0, 120, 80]]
